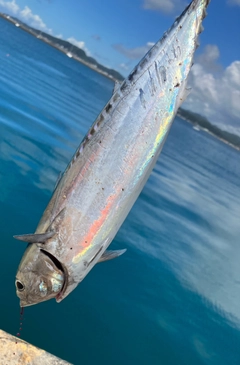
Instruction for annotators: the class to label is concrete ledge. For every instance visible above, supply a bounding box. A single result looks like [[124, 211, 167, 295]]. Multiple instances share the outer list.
[[0, 329, 72, 365]]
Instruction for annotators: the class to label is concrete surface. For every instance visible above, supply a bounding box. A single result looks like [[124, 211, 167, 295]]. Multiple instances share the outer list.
[[0, 329, 72, 365]]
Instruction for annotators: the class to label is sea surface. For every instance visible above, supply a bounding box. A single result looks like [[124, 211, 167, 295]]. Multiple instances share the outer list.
[[1, 17, 240, 365]]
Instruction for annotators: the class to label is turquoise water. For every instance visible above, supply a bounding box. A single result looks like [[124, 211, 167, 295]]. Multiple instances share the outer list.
[[1, 17, 240, 365]]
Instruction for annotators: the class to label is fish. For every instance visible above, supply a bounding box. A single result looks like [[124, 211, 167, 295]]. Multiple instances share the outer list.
[[15, 0, 210, 307]]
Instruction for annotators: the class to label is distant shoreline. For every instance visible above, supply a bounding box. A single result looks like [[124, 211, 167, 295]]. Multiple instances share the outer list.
[[1, 12, 239, 151], [0, 12, 123, 83], [177, 109, 240, 151]]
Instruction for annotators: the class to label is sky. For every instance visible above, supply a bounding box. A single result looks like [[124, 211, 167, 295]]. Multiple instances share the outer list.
[[0, 0, 239, 134]]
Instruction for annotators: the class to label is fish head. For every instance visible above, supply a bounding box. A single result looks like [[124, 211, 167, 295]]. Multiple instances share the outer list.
[[15, 244, 65, 307]]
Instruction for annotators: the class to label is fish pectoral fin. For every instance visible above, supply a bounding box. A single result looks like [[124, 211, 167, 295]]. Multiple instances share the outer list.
[[98, 249, 127, 263], [13, 231, 55, 244], [14, 208, 67, 244]]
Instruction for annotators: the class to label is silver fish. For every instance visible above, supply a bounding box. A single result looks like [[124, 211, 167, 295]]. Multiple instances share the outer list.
[[15, 0, 210, 307]]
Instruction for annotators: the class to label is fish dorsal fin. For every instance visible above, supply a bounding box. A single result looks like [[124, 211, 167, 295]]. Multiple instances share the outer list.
[[54, 171, 63, 191], [13, 231, 55, 244], [98, 249, 126, 263]]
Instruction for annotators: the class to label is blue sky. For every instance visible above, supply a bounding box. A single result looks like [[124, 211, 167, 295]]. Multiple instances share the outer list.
[[0, 0, 240, 133]]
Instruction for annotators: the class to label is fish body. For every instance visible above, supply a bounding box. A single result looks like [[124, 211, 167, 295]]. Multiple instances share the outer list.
[[15, 0, 210, 306]]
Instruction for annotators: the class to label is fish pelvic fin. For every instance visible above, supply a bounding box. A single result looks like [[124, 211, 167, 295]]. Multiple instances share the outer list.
[[98, 249, 127, 263]]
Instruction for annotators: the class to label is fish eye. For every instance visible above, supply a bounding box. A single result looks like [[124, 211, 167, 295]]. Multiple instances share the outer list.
[[16, 280, 25, 291]]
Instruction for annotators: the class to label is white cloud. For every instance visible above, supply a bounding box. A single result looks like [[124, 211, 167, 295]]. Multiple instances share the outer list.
[[119, 63, 130, 71], [184, 45, 240, 135], [0, 0, 19, 14], [227, 0, 240, 5], [197, 44, 220, 64], [0, 0, 52, 32], [113, 42, 154, 60], [67, 37, 85, 50], [195, 44, 222, 73], [19, 6, 51, 32], [0, 0, 91, 58], [67, 37, 90, 56], [143, 0, 187, 13]]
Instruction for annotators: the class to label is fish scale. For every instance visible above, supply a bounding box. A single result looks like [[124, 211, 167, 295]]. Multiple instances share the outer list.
[[15, 0, 210, 307]]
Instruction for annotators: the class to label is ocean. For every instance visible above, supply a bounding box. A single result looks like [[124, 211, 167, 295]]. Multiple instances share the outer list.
[[1, 17, 240, 365]]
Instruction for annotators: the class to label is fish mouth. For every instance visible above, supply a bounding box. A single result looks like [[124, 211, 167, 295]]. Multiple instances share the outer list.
[[20, 300, 37, 308]]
